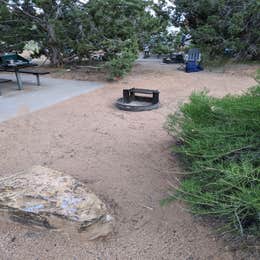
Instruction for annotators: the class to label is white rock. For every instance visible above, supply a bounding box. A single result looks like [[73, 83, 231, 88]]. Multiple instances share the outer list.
[[0, 166, 113, 240]]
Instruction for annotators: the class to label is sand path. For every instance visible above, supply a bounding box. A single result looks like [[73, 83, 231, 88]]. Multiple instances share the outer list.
[[0, 61, 257, 260]]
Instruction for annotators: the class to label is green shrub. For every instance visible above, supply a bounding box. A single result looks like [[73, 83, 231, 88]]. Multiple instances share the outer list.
[[256, 68, 260, 83], [152, 43, 170, 56], [166, 85, 260, 237], [106, 49, 137, 80]]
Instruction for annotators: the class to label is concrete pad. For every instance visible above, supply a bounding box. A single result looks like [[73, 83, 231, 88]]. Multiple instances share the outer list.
[[0, 73, 103, 122]]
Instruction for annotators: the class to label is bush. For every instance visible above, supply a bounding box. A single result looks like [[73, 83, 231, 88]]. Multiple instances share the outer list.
[[152, 43, 170, 56], [166, 85, 260, 237], [256, 68, 260, 83], [106, 49, 137, 80]]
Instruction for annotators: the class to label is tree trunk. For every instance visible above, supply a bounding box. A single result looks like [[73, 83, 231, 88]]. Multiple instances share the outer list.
[[46, 23, 63, 66], [49, 46, 63, 66]]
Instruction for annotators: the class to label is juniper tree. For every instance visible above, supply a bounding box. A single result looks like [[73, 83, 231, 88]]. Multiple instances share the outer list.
[[171, 0, 260, 60], [0, 0, 170, 69]]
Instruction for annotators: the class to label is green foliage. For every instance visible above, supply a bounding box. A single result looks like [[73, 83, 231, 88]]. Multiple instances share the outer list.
[[149, 32, 176, 55], [138, 0, 172, 48], [167, 85, 260, 237], [102, 36, 139, 79], [0, 3, 37, 52], [256, 69, 260, 83], [106, 48, 137, 80], [152, 43, 170, 55], [172, 0, 260, 61], [0, 0, 170, 74]]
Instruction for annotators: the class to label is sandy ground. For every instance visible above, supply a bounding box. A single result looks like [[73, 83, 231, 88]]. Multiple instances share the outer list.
[[0, 61, 258, 260]]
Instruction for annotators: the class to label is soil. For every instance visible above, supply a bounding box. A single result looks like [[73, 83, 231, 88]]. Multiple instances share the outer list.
[[37, 64, 108, 82], [44, 67, 108, 82], [0, 60, 259, 260]]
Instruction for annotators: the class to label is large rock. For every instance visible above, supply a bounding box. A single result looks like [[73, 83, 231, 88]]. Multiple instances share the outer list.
[[0, 166, 113, 240]]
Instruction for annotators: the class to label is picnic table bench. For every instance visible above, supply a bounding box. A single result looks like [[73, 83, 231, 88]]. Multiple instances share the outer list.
[[0, 66, 49, 90], [17, 70, 50, 86]]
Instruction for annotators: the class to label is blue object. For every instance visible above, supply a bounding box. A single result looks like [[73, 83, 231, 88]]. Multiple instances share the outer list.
[[185, 61, 203, 73], [185, 48, 203, 73]]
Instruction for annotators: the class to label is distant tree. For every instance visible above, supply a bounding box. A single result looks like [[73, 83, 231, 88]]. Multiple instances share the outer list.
[[80, 0, 170, 55], [137, 0, 172, 48], [80, 0, 151, 78], [171, 0, 260, 60]]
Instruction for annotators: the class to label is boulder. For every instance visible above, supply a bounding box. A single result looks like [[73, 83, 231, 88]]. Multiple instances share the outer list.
[[0, 166, 113, 240]]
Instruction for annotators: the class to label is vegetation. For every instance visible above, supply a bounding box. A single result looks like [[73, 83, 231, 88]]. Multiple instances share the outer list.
[[1, 0, 260, 245], [149, 32, 176, 56], [166, 80, 260, 237], [0, 0, 170, 79], [256, 68, 260, 83], [106, 49, 137, 80], [0, 3, 36, 53], [172, 0, 260, 61], [1, 0, 258, 77]]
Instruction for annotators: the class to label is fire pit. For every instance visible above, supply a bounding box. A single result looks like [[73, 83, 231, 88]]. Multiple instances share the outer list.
[[116, 88, 160, 111]]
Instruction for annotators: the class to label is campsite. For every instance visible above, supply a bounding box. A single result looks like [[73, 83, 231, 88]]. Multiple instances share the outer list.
[[0, 1, 259, 259]]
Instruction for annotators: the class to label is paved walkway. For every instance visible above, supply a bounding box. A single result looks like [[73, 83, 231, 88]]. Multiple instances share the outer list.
[[0, 73, 103, 122]]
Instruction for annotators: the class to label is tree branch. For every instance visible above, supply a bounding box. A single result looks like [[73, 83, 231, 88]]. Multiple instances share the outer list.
[[0, 0, 47, 31]]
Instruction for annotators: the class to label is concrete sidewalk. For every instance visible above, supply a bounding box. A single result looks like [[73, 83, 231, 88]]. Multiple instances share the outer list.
[[0, 73, 104, 122]]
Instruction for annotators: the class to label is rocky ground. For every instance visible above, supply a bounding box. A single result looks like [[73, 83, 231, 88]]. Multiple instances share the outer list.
[[0, 60, 258, 259]]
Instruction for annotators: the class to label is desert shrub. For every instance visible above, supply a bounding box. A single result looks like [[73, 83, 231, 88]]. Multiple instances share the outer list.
[[106, 49, 137, 80], [166, 85, 260, 237]]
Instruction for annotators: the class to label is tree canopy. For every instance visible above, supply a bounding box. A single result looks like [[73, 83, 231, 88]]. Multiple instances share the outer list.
[[0, 0, 259, 76], [0, 0, 170, 68], [171, 0, 260, 60]]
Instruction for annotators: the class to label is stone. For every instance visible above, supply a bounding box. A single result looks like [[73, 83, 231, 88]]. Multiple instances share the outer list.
[[0, 166, 113, 240]]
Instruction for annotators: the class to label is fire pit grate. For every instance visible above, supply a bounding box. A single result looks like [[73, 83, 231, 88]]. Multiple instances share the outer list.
[[116, 88, 160, 111]]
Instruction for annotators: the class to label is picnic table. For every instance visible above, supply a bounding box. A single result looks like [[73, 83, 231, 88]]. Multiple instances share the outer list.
[[0, 53, 49, 90]]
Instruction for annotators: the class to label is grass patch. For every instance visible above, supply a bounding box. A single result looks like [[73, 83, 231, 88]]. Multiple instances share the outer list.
[[166, 84, 260, 237], [256, 68, 260, 83]]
